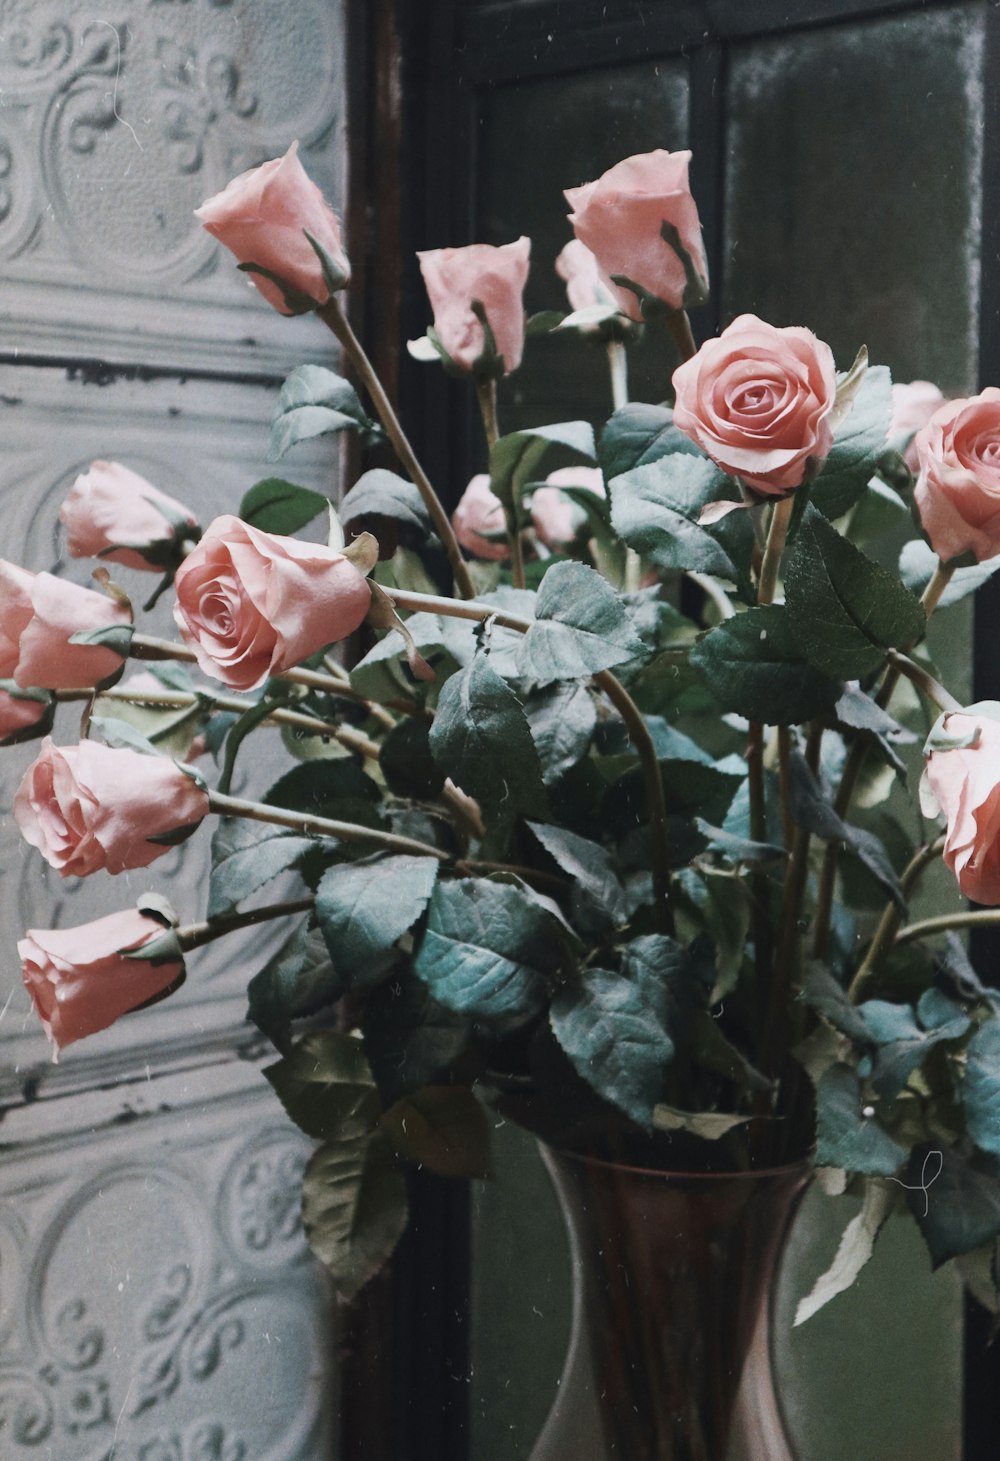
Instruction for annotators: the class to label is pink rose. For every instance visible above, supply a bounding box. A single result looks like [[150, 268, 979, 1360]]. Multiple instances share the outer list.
[[60, 461, 199, 572], [20, 909, 184, 1053], [15, 737, 209, 877], [452, 475, 509, 561], [671, 314, 837, 495], [417, 238, 530, 374], [554, 239, 612, 317], [564, 149, 708, 322], [173, 514, 372, 691], [913, 389, 1000, 563], [0, 686, 51, 744], [195, 141, 350, 315], [890, 381, 946, 473], [0, 562, 131, 690], [531, 466, 606, 549], [923, 708, 1000, 904]]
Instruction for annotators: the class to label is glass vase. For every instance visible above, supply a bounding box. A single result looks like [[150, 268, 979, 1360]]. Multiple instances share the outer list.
[[528, 1145, 809, 1461]]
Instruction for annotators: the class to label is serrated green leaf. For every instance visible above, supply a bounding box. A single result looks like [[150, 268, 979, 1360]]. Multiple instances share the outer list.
[[489, 421, 596, 513], [690, 604, 840, 724], [908, 1144, 1000, 1268], [794, 1178, 896, 1325], [801, 963, 872, 1044], [963, 1020, 1000, 1160], [428, 652, 545, 817], [362, 972, 468, 1103], [238, 478, 329, 535], [523, 681, 597, 785], [264, 758, 384, 829], [859, 998, 970, 1103], [610, 455, 745, 579], [652, 1106, 752, 1139], [527, 821, 629, 931], [899, 538, 1000, 608], [302, 1132, 408, 1299], [784, 506, 925, 679], [269, 365, 376, 463], [413, 878, 557, 1032], [515, 561, 645, 684], [788, 751, 903, 907], [208, 817, 314, 918], [247, 921, 343, 1051], [810, 365, 892, 519], [673, 866, 752, 1000], [339, 469, 432, 539], [379, 717, 445, 799], [316, 855, 439, 976], [264, 1030, 379, 1142], [814, 1064, 906, 1175], [598, 403, 702, 480], [381, 1086, 491, 1178]]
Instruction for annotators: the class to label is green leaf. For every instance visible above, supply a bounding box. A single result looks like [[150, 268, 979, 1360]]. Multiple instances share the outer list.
[[784, 506, 925, 679], [899, 538, 1000, 608], [801, 963, 872, 1044], [908, 1144, 1000, 1268], [316, 855, 439, 977], [89, 715, 164, 759], [379, 717, 445, 799], [68, 623, 135, 658], [859, 998, 970, 1103], [523, 681, 597, 784], [810, 365, 892, 520], [489, 421, 596, 512], [690, 605, 840, 725], [339, 469, 432, 540], [413, 878, 557, 1032], [238, 478, 329, 535], [963, 1020, 1000, 1161], [362, 972, 468, 1102], [794, 1178, 897, 1326], [208, 818, 314, 918], [302, 1132, 408, 1299], [610, 455, 747, 580], [515, 561, 646, 683], [674, 866, 752, 1000], [652, 1106, 752, 1140], [692, 819, 787, 866], [598, 403, 702, 480], [268, 364, 377, 460], [247, 922, 343, 1051], [834, 684, 915, 779], [264, 1030, 380, 1141], [381, 1086, 491, 1178], [264, 759, 384, 829], [788, 751, 904, 907], [527, 821, 630, 931], [814, 1064, 906, 1175], [428, 652, 545, 818]]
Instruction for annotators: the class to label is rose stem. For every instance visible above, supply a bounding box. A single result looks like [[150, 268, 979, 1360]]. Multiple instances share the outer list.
[[606, 338, 644, 594], [318, 296, 476, 600], [476, 375, 525, 590], [207, 789, 450, 860], [882, 649, 962, 714], [665, 309, 697, 364], [324, 655, 397, 729], [847, 837, 946, 1000], [777, 727, 795, 851], [893, 909, 1000, 947], [378, 585, 673, 930], [686, 571, 735, 621], [128, 633, 422, 717], [178, 896, 316, 952], [812, 558, 957, 959]]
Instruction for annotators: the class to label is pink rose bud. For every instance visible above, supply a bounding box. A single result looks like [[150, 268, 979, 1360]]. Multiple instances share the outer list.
[[923, 708, 1000, 904], [195, 140, 350, 315], [890, 381, 946, 473], [555, 239, 611, 316], [60, 461, 200, 572], [671, 314, 837, 496], [15, 737, 209, 878], [452, 475, 509, 561], [19, 909, 184, 1053], [531, 466, 606, 550], [564, 149, 708, 321], [173, 514, 372, 691], [0, 686, 51, 745], [0, 561, 131, 690], [913, 389, 1000, 563], [417, 238, 531, 375]]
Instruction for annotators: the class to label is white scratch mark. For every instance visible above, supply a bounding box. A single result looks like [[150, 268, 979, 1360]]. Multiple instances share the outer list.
[[95, 21, 144, 170]]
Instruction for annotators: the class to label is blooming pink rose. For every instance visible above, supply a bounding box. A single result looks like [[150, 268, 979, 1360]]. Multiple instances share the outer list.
[[0, 686, 51, 744], [531, 466, 606, 549], [20, 909, 184, 1053], [60, 461, 199, 572], [452, 475, 509, 561], [923, 708, 1000, 904], [913, 389, 1000, 563], [890, 381, 946, 473], [0, 562, 131, 690], [564, 150, 708, 322], [555, 239, 611, 316], [671, 314, 838, 495], [417, 238, 530, 374], [15, 737, 208, 878], [173, 514, 372, 691], [195, 141, 350, 315]]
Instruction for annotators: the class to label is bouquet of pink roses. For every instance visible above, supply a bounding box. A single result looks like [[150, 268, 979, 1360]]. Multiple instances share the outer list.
[[7, 139, 1000, 1324]]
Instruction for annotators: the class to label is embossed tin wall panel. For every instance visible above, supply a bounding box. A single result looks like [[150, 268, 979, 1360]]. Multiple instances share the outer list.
[[0, 365, 337, 1077], [0, 1060, 335, 1459], [0, 0, 346, 374]]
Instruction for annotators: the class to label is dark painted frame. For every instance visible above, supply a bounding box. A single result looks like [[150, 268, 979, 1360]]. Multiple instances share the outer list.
[[348, 1, 1000, 1455]]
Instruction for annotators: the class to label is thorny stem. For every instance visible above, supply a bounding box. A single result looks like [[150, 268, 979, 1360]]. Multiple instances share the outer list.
[[318, 296, 476, 600], [179, 896, 316, 951], [208, 789, 450, 861]]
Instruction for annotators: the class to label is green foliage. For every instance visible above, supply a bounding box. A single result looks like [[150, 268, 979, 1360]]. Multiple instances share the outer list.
[[238, 478, 329, 535], [489, 421, 596, 513], [429, 652, 545, 818], [522, 681, 597, 784], [598, 403, 701, 480], [316, 855, 439, 978], [610, 455, 750, 582], [814, 1064, 906, 1175], [907, 1145, 1000, 1268], [515, 562, 646, 683], [962, 1020, 1000, 1160], [208, 818, 313, 918], [809, 365, 893, 519], [338, 469, 432, 542], [247, 921, 342, 1051], [302, 1133, 408, 1300], [690, 605, 840, 724], [362, 972, 468, 1103], [527, 821, 630, 933], [268, 364, 379, 460], [381, 1086, 491, 1178], [379, 717, 445, 799]]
